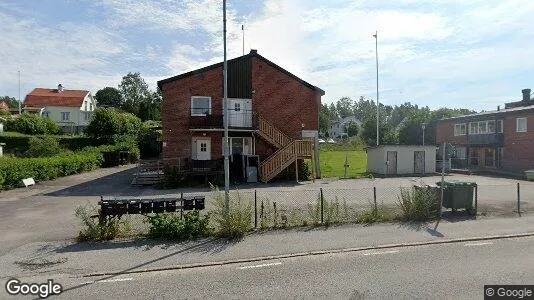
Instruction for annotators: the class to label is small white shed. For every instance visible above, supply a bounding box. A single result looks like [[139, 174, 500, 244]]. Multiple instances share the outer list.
[[366, 145, 436, 176]]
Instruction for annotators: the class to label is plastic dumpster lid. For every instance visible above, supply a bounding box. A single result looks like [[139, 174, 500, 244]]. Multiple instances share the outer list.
[[436, 180, 476, 186]]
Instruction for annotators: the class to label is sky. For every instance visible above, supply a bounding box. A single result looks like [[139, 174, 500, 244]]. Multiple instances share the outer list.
[[1, 0, 534, 111]]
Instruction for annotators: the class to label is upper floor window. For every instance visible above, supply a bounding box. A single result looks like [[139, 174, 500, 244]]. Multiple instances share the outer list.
[[454, 124, 466, 136], [61, 112, 70, 121], [89, 103, 93, 111], [42, 111, 50, 118], [469, 120, 495, 135], [497, 120, 503, 133], [191, 96, 211, 116], [517, 117, 527, 133]]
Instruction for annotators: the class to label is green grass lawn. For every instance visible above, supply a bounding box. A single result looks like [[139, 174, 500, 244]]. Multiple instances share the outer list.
[[317, 150, 367, 179]]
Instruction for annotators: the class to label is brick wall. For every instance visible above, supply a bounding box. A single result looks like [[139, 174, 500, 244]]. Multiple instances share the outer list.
[[161, 55, 322, 163], [160, 66, 223, 160], [436, 110, 534, 172], [251, 57, 320, 139]]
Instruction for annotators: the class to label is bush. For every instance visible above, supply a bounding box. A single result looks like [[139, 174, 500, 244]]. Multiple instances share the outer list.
[[211, 186, 253, 238], [25, 136, 63, 158], [85, 108, 142, 144], [277, 160, 311, 181], [0, 132, 102, 156], [84, 142, 140, 165], [75, 205, 132, 242], [5, 114, 60, 135], [0, 152, 102, 189], [145, 211, 211, 240], [397, 187, 440, 221]]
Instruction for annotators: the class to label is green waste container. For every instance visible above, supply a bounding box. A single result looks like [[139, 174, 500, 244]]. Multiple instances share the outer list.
[[436, 181, 477, 214]]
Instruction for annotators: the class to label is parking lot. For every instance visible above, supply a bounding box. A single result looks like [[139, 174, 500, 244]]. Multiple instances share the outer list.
[[1, 167, 532, 256]]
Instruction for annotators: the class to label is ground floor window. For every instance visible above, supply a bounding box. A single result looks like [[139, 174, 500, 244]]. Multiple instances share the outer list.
[[223, 137, 254, 156]]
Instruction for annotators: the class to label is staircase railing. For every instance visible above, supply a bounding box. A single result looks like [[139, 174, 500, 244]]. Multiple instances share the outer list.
[[259, 139, 313, 182], [256, 114, 292, 148]]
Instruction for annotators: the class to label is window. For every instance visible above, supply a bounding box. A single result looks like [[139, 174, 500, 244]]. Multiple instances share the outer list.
[[42, 111, 50, 118], [456, 147, 467, 159], [85, 102, 88, 111], [222, 137, 254, 155], [468, 120, 496, 135], [497, 120, 503, 133], [61, 112, 70, 121], [454, 124, 467, 136], [191, 96, 211, 116], [200, 142, 207, 152], [89, 103, 93, 111], [469, 122, 478, 135], [234, 103, 241, 111], [517, 118, 527, 132]]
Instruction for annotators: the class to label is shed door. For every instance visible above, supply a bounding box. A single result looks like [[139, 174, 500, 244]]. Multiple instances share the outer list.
[[414, 151, 425, 174], [387, 151, 397, 175]]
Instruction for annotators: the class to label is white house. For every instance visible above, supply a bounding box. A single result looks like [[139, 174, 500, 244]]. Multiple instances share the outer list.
[[366, 145, 436, 176], [23, 84, 96, 133], [328, 116, 360, 139]]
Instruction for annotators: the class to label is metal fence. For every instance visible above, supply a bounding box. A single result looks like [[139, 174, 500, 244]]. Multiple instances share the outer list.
[[120, 182, 531, 233]]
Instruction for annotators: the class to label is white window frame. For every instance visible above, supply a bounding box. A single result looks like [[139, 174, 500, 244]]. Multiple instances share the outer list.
[[516, 117, 527, 133], [222, 137, 254, 155], [454, 123, 466, 136], [191, 96, 212, 116], [61, 112, 70, 121], [498, 120, 503, 133], [468, 120, 496, 135]]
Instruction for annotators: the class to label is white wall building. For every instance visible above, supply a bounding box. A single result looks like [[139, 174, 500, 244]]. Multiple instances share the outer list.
[[367, 145, 437, 175], [328, 116, 360, 139], [23, 84, 96, 134]]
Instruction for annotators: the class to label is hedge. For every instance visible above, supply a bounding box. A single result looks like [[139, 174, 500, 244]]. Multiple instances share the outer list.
[[0, 152, 103, 190], [0, 142, 141, 191], [0, 132, 103, 155]]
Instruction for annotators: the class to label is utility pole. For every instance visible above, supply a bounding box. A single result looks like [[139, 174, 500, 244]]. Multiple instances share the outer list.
[[223, 0, 230, 207], [422, 123, 426, 146], [373, 31, 379, 146], [18, 70, 21, 114], [242, 24, 245, 56]]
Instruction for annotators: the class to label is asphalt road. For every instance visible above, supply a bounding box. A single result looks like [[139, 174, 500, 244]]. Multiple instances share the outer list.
[[5, 236, 532, 299]]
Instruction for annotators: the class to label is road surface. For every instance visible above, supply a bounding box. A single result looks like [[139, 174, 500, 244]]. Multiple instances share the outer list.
[[5, 236, 533, 299]]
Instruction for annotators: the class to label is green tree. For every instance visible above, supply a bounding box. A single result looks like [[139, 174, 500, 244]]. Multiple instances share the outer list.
[[25, 136, 62, 157], [85, 108, 141, 143], [95, 87, 122, 108], [362, 116, 397, 145], [319, 103, 332, 136], [118, 72, 151, 116], [0, 96, 20, 109], [347, 122, 359, 137], [5, 114, 60, 135], [336, 97, 354, 118]]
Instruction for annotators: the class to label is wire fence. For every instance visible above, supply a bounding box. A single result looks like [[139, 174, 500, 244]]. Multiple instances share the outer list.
[[115, 182, 532, 233]]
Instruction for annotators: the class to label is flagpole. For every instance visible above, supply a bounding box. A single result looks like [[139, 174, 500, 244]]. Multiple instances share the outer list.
[[223, 0, 230, 207], [373, 31, 379, 146]]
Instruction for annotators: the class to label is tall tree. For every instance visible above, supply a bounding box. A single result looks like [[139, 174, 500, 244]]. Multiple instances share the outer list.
[[335, 97, 354, 118], [361, 115, 397, 145], [118, 72, 151, 116], [95, 87, 122, 108], [0, 96, 20, 109]]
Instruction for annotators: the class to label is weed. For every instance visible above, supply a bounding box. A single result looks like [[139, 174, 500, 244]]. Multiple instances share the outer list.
[[75, 205, 132, 242], [210, 186, 253, 238]]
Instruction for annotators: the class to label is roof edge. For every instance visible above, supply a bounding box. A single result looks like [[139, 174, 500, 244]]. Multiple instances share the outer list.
[[157, 50, 325, 95]]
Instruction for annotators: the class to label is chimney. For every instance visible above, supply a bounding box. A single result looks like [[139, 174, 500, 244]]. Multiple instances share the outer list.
[[497, 105, 500, 111], [57, 84, 64, 93], [522, 89, 530, 101], [249, 49, 258, 55]]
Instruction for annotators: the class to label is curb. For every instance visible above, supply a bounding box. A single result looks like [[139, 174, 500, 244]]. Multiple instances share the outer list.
[[80, 231, 534, 278]]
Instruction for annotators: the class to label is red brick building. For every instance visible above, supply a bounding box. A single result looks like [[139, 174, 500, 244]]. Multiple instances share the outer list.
[[436, 89, 534, 174], [158, 50, 325, 182]]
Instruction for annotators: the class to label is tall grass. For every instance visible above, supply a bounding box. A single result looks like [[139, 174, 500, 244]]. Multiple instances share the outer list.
[[397, 187, 440, 221], [210, 186, 253, 238]]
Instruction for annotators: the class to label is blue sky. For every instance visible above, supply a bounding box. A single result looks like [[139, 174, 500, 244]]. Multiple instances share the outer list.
[[1, 0, 534, 111]]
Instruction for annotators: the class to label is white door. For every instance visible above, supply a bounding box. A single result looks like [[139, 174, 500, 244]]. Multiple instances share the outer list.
[[228, 99, 252, 127], [193, 139, 211, 160]]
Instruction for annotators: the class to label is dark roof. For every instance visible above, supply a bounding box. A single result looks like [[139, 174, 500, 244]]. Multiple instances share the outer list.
[[158, 50, 325, 95], [440, 105, 534, 121]]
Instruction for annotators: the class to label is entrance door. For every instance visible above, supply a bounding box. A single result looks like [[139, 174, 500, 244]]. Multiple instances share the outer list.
[[193, 139, 211, 160], [228, 99, 252, 127], [387, 151, 397, 175], [414, 151, 425, 174]]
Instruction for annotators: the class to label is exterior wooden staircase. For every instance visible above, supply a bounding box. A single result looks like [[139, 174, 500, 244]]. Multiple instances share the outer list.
[[256, 115, 313, 182]]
